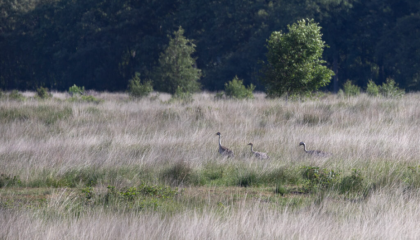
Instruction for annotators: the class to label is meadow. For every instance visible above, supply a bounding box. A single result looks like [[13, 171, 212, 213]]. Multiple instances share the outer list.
[[2, 91, 420, 239]]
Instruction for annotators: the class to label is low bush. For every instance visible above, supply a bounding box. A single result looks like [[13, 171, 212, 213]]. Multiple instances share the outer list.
[[37, 169, 103, 188], [0, 174, 21, 188], [343, 80, 360, 96], [161, 161, 194, 186], [128, 73, 153, 98], [8, 90, 25, 101], [261, 167, 299, 185], [301, 166, 340, 193], [224, 76, 255, 99], [80, 184, 179, 211], [80, 95, 102, 103], [118, 184, 178, 200], [237, 170, 258, 187], [274, 183, 287, 196], [171, 86, 194, 103], [338, 169, 364, 194], [402, 166, 420, 189], [36, 87, 51, 99], [379, 78, 404, 98], [366, 78, 404, 98], [69, 84, 85, 96], [366, 80, 379, 96], [201, 162, 224, 181]]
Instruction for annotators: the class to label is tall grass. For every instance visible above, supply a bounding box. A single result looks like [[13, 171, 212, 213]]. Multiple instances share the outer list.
[[2, 189, 420, 239], [2, 91, 420, 239]]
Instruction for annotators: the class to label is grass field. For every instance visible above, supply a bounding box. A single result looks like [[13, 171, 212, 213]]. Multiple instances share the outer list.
[[2, 91, 420, 239]]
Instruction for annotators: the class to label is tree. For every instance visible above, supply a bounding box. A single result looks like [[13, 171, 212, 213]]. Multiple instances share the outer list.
[[260, 19, 334, 97], [154, 26, 202, 94]]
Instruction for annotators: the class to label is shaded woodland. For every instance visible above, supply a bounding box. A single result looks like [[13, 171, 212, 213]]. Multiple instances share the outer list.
[[1, 0, 419, 92]]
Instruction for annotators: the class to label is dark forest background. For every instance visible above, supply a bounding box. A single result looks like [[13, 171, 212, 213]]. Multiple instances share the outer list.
[[1, 0, 419, 92]]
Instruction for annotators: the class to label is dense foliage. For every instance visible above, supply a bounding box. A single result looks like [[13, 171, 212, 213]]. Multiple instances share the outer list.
[[153, 27, 201, 94], [261, 19, 334, 97], [0, 0, 419, 92], [127, 73, 153, 98], [224, 76, 255, 99]]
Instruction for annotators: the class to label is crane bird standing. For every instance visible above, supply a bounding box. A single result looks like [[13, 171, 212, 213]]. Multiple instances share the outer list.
[[247, 143, 269, 159], [216, 132, 234, 157], [299, 142, 331, 157]]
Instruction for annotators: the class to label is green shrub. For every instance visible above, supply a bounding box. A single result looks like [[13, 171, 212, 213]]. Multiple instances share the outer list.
[[0, 174, 21, 188], [263, 167, 299, 185], [343, 80, 360, 96], [301, 166, 339, 193], [170, 86, 194, 103], [366, 80, 379, 96], [68, 84, 85, 96], [337, 89, 345, 98], [201, 162, 224, 181], [81, 187, 94, 200], [8, 90, 25, 101], [379, 78, 404, 98], [80, 95, 102, 103], [41, 169, 102, 188], [338, 169, 364, 194], [274, 183, 287, 196], [36, 87, 51, 99], [161, 161, 194, 186], [113, 184, 177, 202], [237, 171, 258, 187], [128, 73, 153, 98], [104, 184, 178, 209], [224, 76, 255, 99], [402, 166, 420, 189], [83, 184, 178, 211]]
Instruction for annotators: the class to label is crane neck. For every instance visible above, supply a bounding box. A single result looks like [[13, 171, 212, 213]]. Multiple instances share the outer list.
[[218, 135, 222, 147], [250, 145, 255, 153]]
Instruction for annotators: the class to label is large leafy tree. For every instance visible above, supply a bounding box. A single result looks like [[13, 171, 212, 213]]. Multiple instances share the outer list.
[[261, 19, 334, 97], [154, 26, 202, 94]]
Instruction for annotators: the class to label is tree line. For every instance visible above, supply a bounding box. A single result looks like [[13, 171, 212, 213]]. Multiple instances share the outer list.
[[1, 0, 419, 93]]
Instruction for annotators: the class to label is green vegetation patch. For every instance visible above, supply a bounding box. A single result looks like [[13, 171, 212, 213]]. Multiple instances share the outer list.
[[223, 76, 255, 100], [0, 174, 22, 188], [80, 184, 180, 212], [37, 168, 103, 188], [0, 105, 72, 124]]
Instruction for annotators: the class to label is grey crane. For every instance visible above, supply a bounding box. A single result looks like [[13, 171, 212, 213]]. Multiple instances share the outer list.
[[247, 143, 269, 159], [216, 132, 234, 157], [299, 142, 331, 157]]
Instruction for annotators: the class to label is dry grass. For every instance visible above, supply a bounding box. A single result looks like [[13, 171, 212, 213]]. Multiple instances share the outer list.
[[2, 91, 420, 239], [2, 189, 420, 239]]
